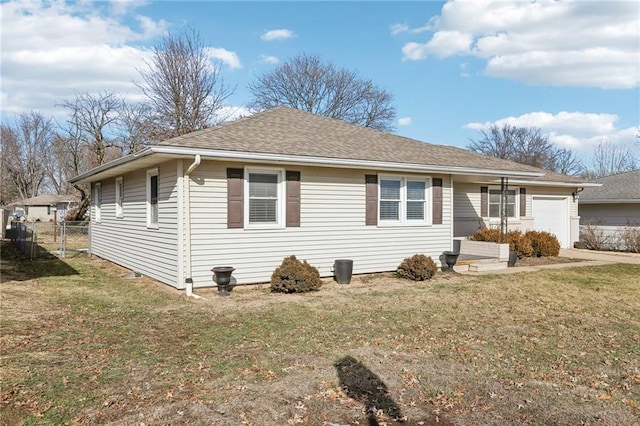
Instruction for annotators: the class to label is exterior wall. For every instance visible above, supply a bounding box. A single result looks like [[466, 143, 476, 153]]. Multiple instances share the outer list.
[[90, 160, 180, 287], [25, 205, 52, 222], [188, 161, 453, 286], [579, 203, 640, 226], [453, 183, 578, 247]]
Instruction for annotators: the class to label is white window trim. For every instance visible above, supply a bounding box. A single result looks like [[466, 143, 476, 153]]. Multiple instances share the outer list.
[[488, 186, 519, 221], [244, 167, 285, 229], [115, 177, 124, 218], [146, 168, 159, 229], [94, 182, 102, 223], [378, 175, 432, 226]]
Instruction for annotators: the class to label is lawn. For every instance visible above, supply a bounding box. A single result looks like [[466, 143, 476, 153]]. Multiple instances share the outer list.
[[1, 242, 639, 425]]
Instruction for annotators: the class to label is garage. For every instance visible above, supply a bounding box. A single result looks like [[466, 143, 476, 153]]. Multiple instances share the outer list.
[[532, 196, 570, 248]]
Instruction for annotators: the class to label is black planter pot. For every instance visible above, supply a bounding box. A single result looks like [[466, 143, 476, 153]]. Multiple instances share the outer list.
[[212, 266, 235, 297], [334, 259, 353, 284], [442, 251, 460, 272], [508, 251, 517, 267]]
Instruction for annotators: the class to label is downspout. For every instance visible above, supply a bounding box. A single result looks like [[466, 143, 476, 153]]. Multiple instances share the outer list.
[[184, 155, 201, 298]]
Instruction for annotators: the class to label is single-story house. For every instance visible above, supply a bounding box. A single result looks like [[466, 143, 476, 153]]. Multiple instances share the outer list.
[[578, 169, 640, 226], [70, 107, 594, 290], [11, 194, 80, 222], [578, 170, 640, 250]]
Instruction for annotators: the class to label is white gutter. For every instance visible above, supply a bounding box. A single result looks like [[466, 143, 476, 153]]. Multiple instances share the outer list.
[[184, 154, 202, 299], [482, 179, 601, 188]]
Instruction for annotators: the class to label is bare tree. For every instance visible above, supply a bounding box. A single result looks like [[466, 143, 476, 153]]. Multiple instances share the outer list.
[[248, 54, 396, 131], [467, 124, 582, 175], [0, 112, 55, 202], [136, 28, 234, 141], [582, 140, 638, 179], [118, 101, 154, 154], [59, 91, 123, 166]]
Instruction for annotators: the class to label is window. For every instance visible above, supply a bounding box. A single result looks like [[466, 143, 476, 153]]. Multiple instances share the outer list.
[[94, 182, 102, 223], [147, 169, 158, 227], [115, 177, 124, 218], [488, 188, 518, 219], [379, 176, 431, 225], [245, 169, 283, 227]]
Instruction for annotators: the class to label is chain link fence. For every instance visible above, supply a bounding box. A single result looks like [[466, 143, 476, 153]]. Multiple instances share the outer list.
[[9, 221, 89, 260]]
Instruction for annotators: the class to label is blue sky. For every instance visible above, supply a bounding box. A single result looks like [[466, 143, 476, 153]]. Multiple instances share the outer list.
[[1, 0, 638, 159]]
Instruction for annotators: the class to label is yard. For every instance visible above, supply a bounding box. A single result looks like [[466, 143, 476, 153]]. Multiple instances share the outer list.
[[1, 241, 639, 425]]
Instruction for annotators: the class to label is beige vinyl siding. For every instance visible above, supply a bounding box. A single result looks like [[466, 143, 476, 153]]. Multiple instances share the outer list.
[[189, 162, 452, 286], [90, 160, 180, 287], [453, 183, 483, 237], [579, 203, 640, 226], [453, 183, 579, 245]]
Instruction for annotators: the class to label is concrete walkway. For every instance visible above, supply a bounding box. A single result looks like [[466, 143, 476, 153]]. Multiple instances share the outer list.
[[460, 248, 640, 275]]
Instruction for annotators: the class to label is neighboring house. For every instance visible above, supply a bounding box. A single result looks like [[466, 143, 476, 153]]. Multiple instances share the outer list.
[[12, 194, 80, 222], [578, 170, 640, 249], [70, 107, 594, 290]]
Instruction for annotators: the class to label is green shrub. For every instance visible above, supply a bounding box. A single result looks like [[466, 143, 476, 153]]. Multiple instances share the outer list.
[[525, 230, 560, 257], [270, 255, 322, 293], [396, 254, 438, 281]]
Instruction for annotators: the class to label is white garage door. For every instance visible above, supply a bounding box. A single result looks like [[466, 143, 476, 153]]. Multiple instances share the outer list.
[[532, 197, 569, 248]]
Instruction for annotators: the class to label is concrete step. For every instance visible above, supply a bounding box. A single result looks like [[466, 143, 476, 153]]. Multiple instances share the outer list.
[[468, 261, 508, 272]]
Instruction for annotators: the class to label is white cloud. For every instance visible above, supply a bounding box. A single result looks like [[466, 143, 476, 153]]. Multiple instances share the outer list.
[[261, 29, 296, 41], [0, 0, 239, 120], [390, 23, 409, 36], [259, 54, 280, 64], [464, 111, 637, 152], [206, 47, 242, 70], [398, 117, 412, 126], [401, 0, 640, 88], [217, 106, 254, 123]]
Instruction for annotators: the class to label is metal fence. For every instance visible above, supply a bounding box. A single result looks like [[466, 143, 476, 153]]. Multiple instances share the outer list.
[[9, 221, 89, 260]]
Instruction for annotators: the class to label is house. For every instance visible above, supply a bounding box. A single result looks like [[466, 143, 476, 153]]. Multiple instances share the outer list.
[[11, 194, 79, 222], [70, 107, 593, 291], [578, 170, 640, 249]]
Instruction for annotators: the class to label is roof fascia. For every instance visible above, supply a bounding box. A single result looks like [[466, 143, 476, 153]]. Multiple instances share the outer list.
[[151, 146, 545, 178], [70, 145, 547, 183], [477, 178, 600, 188]]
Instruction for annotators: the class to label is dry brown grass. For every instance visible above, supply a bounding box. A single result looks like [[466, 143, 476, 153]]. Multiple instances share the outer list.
[[1, 241, 639, 425]]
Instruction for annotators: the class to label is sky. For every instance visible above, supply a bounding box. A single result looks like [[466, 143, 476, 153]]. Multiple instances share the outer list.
[[1, 0, 639, 160]]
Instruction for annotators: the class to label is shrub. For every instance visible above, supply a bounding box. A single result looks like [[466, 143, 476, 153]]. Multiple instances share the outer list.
[[525, 230, 560, 257], [620, 224, 640, 253], [469, 228, 534, 258], [468, 227, 500, 243], [504, 230, 534, 258], [270, 255, 322, 293], [396, 254, 437, 281], [581, 220, 612, 251]]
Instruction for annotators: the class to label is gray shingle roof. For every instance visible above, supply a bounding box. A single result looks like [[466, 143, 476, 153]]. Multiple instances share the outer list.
[[579, 170, 640, 201], [12, 194, 80, 206], [157, 106, 585, 182]]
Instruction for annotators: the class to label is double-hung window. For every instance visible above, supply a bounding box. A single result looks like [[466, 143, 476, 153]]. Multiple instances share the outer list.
[[488, 188, 518, 219], [147, 169, 158, 228], [94, 182, 102, 223], [115, 177, 124, 218], [245, 169, 283, 227], [379, 176, 431, 225]]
